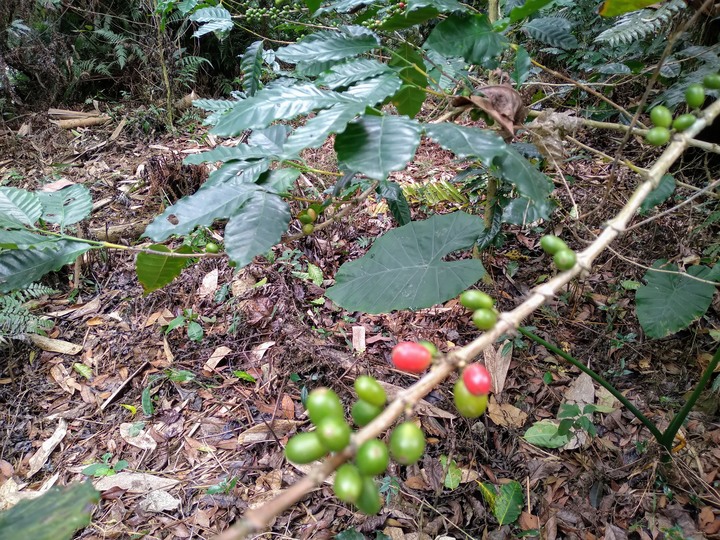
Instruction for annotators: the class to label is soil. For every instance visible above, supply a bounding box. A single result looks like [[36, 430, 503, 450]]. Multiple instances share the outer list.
[[0, 106, 719, 540]]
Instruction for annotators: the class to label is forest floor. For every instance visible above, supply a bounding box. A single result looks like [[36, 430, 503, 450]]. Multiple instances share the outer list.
[[0, 104, 719, 540]]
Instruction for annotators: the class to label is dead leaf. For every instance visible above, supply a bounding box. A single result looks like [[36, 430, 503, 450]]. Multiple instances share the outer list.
[[484, 341, 512, 395], [50, 364, 82, 394], [93, 472, 179, 493], [138, 490, 181, 513], [29, 335, 82, 355], [250, 341, 274, 362], [120, 422, 158, 451], [197, 269, 219, 299], [562, 372, 595, 450], [487, 396, 528, 428], [453, 85, 526, 139], [203, 346, 232, 373], [700, 506, 715, 531], [352, 326, 366, 353], [527, 110, 583, 161], [383, 527, 405, 540], [237, 420, 299, 444], [26, 420, 68, 478], [519, 511, 540, 530], [41, 178, 76, 192]]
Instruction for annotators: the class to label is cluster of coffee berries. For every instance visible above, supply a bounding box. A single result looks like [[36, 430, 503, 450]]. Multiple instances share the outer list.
[[540, 235, 576, 271], [244, 4, 291, 23], [645, 73, 720, 147], [360, 1, 408, 28], [460, 290, 498, 331], [284, 378, 426, 514], [297, 207, 318, 235]]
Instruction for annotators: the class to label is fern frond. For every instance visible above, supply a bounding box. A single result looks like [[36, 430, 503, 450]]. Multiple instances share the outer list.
[[595, 0, 685, 47], [0, 283, 55, 341]]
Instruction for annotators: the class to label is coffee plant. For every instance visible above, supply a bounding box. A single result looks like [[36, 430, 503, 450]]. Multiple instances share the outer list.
[[1, 0, 719, 538]]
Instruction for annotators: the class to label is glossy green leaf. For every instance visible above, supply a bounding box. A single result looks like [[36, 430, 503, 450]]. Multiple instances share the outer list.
[[336, 115, 422, 180], [317, 59, 391, 89], [639, 174, 675, 214], [379, 6, 439, 31], [425, 123, 553, 210], [512, 45, 531, 86], [276, 26, 379, 65], [494, 481, 523, 525], [0, 240, 92, 293], [377, 181, 411, 226], [522, 17, 578, 49], [0, 187, 42, 226], [408, 0, 466, 12], [143, 169, 266, 241], [599, 0, 659, 17], [389, 44, 427, 118], [304, 0, 321, 13], [0, 230, 59, 250], [424, 13, 508, 68], [0, 481, 98, 540], [258, 168, 301, 194], [283, 100, 369, 157], [35, 184, 93, 227], [183, 142, 274, 165], [240, 40, 264, 97], [212, 84, 355, 136], [509, 0, 553, 22], [636, 260, 717, 338], [189, 6, 233, 37], [136, 245, 194, 295], [326, 211, 486, 313], [525, 420, 573, 448], [224, 190, 291, 268]]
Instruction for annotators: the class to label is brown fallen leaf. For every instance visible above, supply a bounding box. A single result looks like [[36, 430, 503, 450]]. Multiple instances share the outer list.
[[29, 334, 82, 355], [519, 511, 540, 530], [453, 85, 526, 140], [487, 396, 528, 428], [26, 420, 67, 478], [93, 472, 179, 493]]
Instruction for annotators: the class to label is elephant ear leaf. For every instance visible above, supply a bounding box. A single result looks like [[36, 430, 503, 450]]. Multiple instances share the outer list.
[[326, 211, 486, 313]]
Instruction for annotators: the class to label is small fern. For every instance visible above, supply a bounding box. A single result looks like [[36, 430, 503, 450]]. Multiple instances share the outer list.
[[0, 284, 57, 344], [595, 0, 685, 47]]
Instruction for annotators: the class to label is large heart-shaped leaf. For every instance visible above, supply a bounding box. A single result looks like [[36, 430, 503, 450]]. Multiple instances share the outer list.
[[0, 240, 92, 292], [326, 211, 486, 313], [136, 245, 194, 295], [36, 184, 93, 227], [636, 260, 717, 338], [424, 13, 508, 68], [275, 26, 379, 65], [224, 190, 290, 268], [143, 167, 267, 241], [335, 115, 422, 180], [0, 187, 42, 226]]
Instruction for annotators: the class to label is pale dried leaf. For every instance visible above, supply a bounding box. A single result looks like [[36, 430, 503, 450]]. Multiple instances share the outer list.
[[138, 490, 181, 513], [26, 420, 67, 478], [237, 420, 299, 444], [352, 326, 366, 353], [484, 341, 512, 395], [120, 422, 158, 451], [250, 341, 275, 361], [198, 269, 219, 299], [487, 396, 528, 428], [29, 335, 82, 354], [93, 472, 179, 493], [203, 346, 232, 372]]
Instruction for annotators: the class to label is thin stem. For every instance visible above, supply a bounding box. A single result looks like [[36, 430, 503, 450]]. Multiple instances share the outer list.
[[518, 328, 665, 444], [283, 161, 343, 177], [661, 346, 720, 450]]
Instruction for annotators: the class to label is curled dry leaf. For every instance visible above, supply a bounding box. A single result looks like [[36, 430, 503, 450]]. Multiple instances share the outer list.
[[527, 110, 583, 161], [453, 85, 526, 140]]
